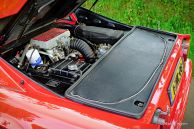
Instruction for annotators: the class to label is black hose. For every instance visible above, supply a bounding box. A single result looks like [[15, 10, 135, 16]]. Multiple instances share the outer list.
[[70, 39, 95, 63], [75, 35, 98, 50]]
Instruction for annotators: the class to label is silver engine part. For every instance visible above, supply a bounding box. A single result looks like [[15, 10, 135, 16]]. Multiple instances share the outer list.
[[97, 44, 111, 58], [30, 28, 71, 62]]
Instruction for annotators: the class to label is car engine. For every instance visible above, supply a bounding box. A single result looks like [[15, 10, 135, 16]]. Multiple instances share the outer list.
[[30, 28, 71, 63], [10, 25, 124, 95]]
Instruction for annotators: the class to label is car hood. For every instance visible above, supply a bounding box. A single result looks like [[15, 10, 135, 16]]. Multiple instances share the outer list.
[[0, 0, 86, 45], [0, 0, 27, 18]]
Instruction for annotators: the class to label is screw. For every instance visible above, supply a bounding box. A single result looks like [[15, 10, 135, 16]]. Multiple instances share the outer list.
[[20, 80, 25, 85]]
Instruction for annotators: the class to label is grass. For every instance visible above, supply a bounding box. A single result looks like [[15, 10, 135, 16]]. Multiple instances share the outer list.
[[83, 0, 194, 76]]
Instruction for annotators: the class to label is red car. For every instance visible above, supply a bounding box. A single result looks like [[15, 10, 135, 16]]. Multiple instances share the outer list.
[[0, 0, 192, 129]]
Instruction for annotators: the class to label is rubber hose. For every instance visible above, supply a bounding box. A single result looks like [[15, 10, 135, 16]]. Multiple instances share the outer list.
[[70, 39, 95, 63], [75, 35, 98, 50]]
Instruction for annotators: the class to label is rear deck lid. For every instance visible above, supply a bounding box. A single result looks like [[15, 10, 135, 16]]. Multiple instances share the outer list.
[[0, 0, 27, 18], [66, 28, 176, 119], [0, 0, 86, 46]]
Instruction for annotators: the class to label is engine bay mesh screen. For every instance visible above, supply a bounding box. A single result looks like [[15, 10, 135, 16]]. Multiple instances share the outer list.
[[65, 28, 175, 118]]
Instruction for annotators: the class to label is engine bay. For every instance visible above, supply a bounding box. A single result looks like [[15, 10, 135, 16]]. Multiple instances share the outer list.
[[0, 0, 179, 119], [0, 9, 177, 118], [8, 25, 124, 95]]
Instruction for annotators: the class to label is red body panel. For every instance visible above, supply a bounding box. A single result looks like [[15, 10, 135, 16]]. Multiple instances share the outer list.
[[0, 0, 27, 18], [0, 34, 192, 129]]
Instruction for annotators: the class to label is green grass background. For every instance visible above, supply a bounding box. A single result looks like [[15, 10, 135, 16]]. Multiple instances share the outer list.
[[83, 0, 194, 76]]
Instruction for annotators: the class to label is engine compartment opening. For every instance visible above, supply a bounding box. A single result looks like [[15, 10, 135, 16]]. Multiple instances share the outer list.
[[3, 24, 125, 95], [0, 2, 178, 119], [0, 16, 176, 119]]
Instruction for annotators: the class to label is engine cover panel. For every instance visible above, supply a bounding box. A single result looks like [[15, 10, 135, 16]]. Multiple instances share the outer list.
[[30, 28, 70, 50], [65, 28, 176, 119]]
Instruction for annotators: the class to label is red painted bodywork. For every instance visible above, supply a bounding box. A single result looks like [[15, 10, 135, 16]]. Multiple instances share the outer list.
[[0, 0, 27, 18], [0, 1, 192, 129], [0, 34, 192, 129]]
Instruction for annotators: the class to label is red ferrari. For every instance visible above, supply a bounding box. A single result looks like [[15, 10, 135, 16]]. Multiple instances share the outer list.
[[0, 0, 192, 129]]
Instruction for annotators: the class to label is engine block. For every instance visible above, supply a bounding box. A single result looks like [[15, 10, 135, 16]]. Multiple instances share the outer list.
[[30, 28, 70, 50]]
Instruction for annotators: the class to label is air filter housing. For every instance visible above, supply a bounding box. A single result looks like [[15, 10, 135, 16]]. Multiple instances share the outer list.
[[30, 28, 70, 50]]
